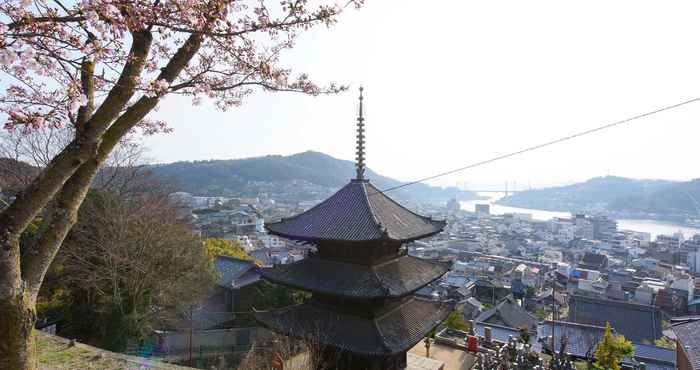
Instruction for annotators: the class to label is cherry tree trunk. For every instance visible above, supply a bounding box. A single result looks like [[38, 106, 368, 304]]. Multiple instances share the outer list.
[[0, 237, 37, 370]]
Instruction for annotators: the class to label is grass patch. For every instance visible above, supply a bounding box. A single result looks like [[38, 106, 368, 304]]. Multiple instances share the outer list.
[[34, 331, 191, 370]]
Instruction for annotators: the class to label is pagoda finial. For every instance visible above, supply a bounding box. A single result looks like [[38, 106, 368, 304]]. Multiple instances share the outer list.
[[355, 86, 366, 180]]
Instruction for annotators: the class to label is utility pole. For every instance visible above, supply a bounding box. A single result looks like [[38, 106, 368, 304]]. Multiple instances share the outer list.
[[550, 272, 557, 355]]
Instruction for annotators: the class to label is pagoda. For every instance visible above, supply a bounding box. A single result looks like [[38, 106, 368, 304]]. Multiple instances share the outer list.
[[255, 88, 453, 370]]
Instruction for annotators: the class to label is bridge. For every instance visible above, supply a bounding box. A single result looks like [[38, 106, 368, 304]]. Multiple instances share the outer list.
[[464, 189, 525, 193], [461, 181, 530, 196]]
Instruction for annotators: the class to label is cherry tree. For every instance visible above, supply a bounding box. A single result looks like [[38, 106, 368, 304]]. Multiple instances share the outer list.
[[0, 0, 359, 368]]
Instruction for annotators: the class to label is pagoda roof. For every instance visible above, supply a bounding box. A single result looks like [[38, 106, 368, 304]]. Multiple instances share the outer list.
[[254, 297, 453, 355], [265, 180, 446, 243], [260, 255, 449, 299]]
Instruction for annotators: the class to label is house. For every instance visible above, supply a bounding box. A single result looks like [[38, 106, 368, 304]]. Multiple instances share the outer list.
[[578, 252, 608, 271], [474, 295, 537, 332], [462, 297, 484, 321], [655, 288, 686, 315], [672, 318, 700, 370], [202, 256, 261, 327], [473, 279, 511, 305], [631, 343, 676, 370], [568, 295, 663, 343], [537, 321, 606, 359], [531, 288, 567, 310]]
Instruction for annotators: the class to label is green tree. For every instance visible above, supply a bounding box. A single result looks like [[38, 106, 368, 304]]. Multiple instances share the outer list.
[[445, 310, 469, 331], [654, 337, 676, 350], [203, 238, 253, 262], [594, 322, 634, 370], [525, 286, 537, 298]]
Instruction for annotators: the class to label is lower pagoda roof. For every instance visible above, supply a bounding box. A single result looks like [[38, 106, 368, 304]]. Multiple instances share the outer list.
[[254, 297, 453, 356], [260, 255, 449, 299]]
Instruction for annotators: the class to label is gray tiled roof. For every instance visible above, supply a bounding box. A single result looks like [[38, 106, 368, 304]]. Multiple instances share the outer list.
[[260, 255, 449, 299], [633, 343, 675, 367], [472, 322, 523, 344], [265, 180, 445, 243], [568, 295, 662, 343], [475, 296, 537, 331], [673, 319, 700, 370], [254, 297, 453, 355], [214, 256, 257, 288], [537, 321, 606, 359]]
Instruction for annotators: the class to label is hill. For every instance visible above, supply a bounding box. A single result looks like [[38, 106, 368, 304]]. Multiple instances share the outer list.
[[609, 178, 700, 217], [148, 151, 480, 202], [496, 176, 677, 213]]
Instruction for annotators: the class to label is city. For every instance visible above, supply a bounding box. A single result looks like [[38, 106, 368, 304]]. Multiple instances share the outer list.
[[3, 1, 700, 370]]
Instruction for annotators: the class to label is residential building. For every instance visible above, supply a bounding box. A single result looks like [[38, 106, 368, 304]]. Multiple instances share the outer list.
[[474, 295, 538, 333], [567, 295, 663, 343], [475, 204, 490, 216]]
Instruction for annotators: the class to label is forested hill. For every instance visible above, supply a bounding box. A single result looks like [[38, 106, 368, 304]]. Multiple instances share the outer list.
[[148, 150, 480, 201], [608, 178, 700, 215], [496, 176, 677, 213]]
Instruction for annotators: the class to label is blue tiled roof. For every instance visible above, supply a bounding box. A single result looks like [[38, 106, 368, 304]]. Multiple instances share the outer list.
[[266, 180, 445, 243]]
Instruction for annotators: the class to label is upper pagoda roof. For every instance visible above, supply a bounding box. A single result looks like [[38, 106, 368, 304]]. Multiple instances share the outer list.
[[265, 180, 446, 243]]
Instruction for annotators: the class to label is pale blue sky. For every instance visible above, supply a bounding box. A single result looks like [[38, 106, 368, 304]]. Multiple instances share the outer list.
[[145, 0, 700, 189]]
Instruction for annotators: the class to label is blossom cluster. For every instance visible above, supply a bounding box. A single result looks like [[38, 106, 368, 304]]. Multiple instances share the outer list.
[[1, 0, 360, 134]]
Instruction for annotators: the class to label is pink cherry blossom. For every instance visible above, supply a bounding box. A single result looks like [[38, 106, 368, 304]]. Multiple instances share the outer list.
[[1, 0, 359, 132]]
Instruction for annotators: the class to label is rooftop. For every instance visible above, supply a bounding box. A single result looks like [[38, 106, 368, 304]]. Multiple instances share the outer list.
[[214, 256, 258, 288], [254, 297, 453, 356], [475, 295, 537, 331], [260, 255, 449, 299], [266, 179, 445, 243], [672, 319, 700, 370], [567, 294, 662, 343]]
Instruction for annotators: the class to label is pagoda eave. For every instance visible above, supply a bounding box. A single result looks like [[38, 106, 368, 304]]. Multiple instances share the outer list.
[[264, 180, 446, 244], [254, 297, 454, 356], [264, 226, 446, 245], [259, 255, 450, 299]]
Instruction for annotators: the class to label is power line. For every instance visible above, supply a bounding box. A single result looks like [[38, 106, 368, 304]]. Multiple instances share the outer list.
[[376, 96, 700, 194]]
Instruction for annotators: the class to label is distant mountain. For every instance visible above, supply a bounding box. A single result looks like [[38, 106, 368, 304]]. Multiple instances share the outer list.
[[496, 176, 677, 213], [609, 179, 700, 216], [148, 151, 480, 202]]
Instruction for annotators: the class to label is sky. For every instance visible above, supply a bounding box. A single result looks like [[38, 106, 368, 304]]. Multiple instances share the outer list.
[[145, 0, 700, 189]]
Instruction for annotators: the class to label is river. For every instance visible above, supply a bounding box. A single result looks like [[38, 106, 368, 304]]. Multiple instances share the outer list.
[[460, 192, 700, 239]]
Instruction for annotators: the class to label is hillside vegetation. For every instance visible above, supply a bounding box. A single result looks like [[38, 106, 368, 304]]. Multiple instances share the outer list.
[[148, 150, 479, 202], [497, 176, 677, 213]]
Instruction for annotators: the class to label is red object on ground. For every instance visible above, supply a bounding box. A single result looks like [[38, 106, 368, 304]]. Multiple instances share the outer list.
[[467, 335, 478, 352]]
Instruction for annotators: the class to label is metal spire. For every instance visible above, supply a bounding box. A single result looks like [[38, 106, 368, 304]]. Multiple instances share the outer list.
[[355, 86, 366, 180]]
